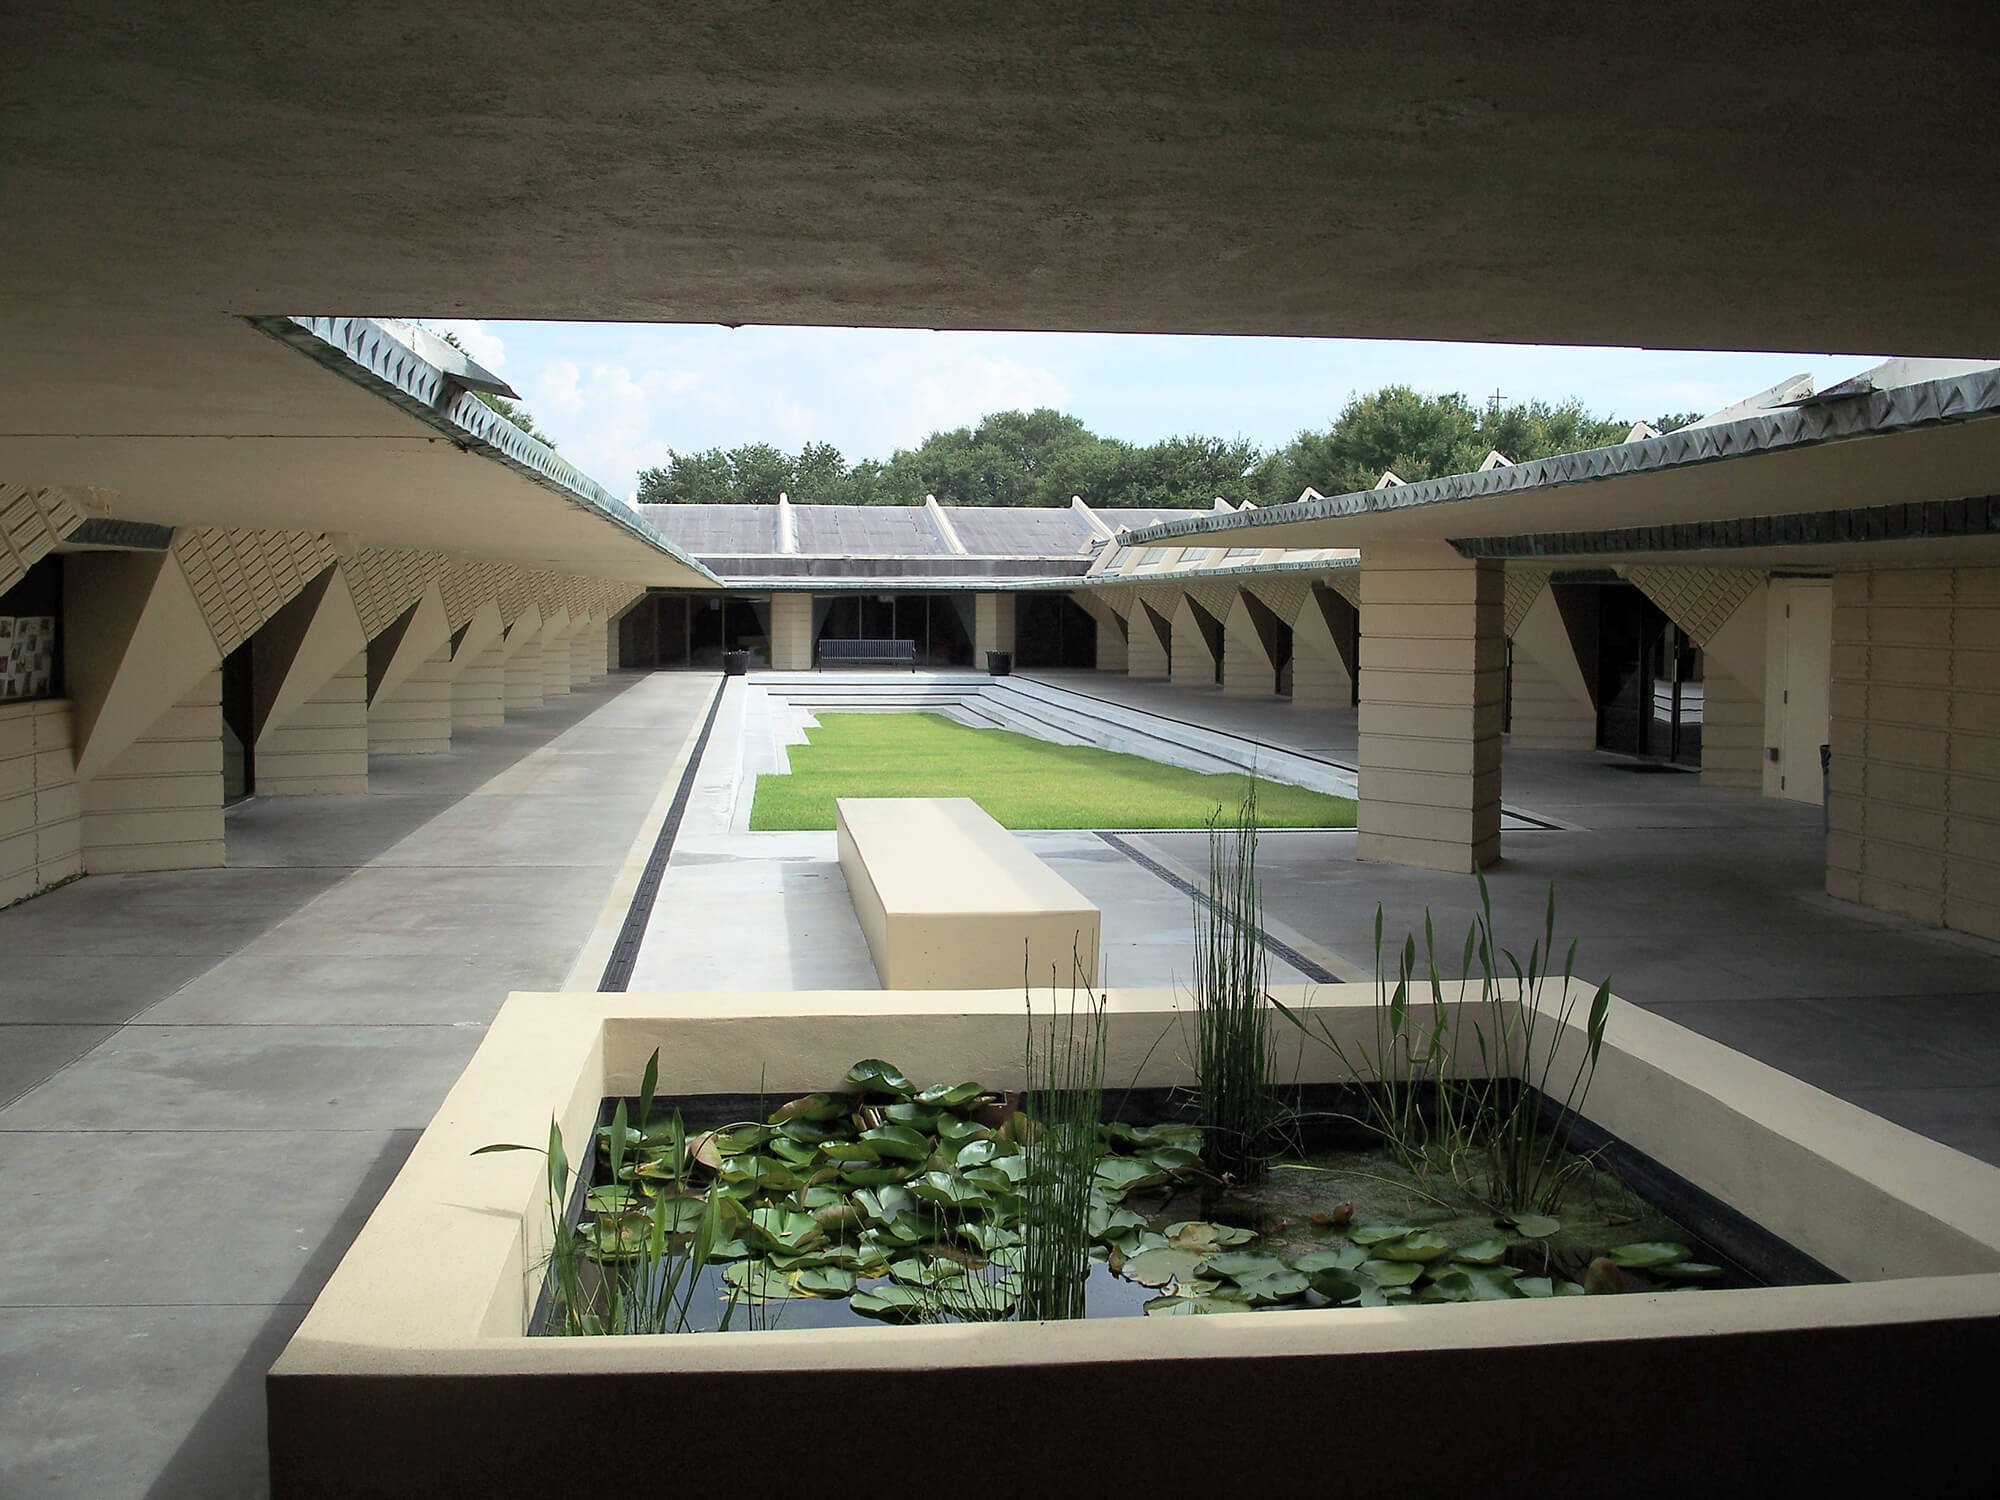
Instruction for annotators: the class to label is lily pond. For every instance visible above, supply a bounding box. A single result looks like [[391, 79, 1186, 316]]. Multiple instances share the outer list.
[[530, 1056, 1764, 1335]]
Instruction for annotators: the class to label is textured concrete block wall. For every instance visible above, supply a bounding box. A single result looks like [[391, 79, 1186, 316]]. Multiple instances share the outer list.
[[569, 623, 602, 684], [504, 648, 545, 712], [541, 633, 574, 698], [769, 593, 814, 670], [1828, 565, 2000, 941], [1506, 648, 1595, 749], [1094, 614, 1128, 671], [258, 652, 368, 795], [1168, 597, 1217, 687], [0, 699, 81, 906], [452, 643, 506, 729], [1126, 608, 1170, 679], [368, 647, 453, 755], [1701, 667, 1763, 789], [1220, 596, 1274, 697], [1356, 540, 1503, 872], [81, 670, 224, 871]]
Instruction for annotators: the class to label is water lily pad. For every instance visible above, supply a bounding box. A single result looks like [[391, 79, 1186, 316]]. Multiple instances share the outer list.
[[954, 1138, 1002, 1168], [768, 1136, 818, 1168], [936, 1116, 991, 1148], [1236, 1269, 1311, 1304], [1607, 1241, 1691, 1269], [771, 1092, 849, 1124], [819, 1140, 880, 1162], [1287, 1243, 1357, 1271], [1504, 1213, 1562, 1239], [791, 1265, 857, 1297], [839, 1164, 912, 1188], [1145, 1293, 1254, 1316], [859, 1124, 932, 1162], [1374, 1231, 1451, 1262], [1199, 1251, 1290, 1283], [1452, 1237, 1510, 1266], [585, 1184, 639, 1214], [1359, 1258, 1424, 1287], [909, 1170, 988, 1210], [1122, 1248, 1208, 1287], [1516, 1276, 1555, 1298], [850, 1285, 927, 1322], [1092, 1158, 1161, 1195], [883, 1102, 942, 1131], [1166, 1221, 1259, 1252], [853, 1185, 916, 1222], [1350, 1223, 1421, 1246], [1145, 1146, 1203, 1173], [847, 1059, 917, 1097], [915, 1081, 986, 1109], [1305, 1266, 1367, 1304], [714, 1124, 776, 1155], [722, 1260, 794, 1301]]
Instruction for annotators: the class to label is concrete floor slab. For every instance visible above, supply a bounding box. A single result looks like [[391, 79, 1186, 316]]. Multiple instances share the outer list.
[[0, 1024, 489, 1132], [0, 954, 219, 1025], [0, 1303, 304, 1500], [0, 1025, 120, 1109], [0, 869, 347, 957], [140, 952, 555, 1026], [0, 1128, 418, 1309]]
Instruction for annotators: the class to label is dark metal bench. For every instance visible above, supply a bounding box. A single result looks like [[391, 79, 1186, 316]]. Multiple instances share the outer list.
[[817, 638, 917, 670]]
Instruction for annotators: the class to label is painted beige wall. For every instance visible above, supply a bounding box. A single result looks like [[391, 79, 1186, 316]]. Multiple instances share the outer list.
[[1290, 588, 1354, 711], [568, 615, 604, 683], [1507, 587, 1595, 750], [0, 699, 81, 907], [1221, 592, 1277, 697], [499, 604, 546, 713], [1094, 612, 1128, 671], [539, 608, 575, 699], [1828, 565, 2000, 942], [836, 797, 1100, 988], [452, 641, 507, 729], [769, 592, 814, 670], [257, 651, 367, 795], [1701, 666, 1763, 789], [367, 583, 450, 709], [1764, 578, 1832, 803], [81, 669, 224, 871], [63, 549, 221, 784], [1356, 539, 1502, 872], [446, 599, 505, 680], [368, 645, 453, 754], [253, 564, 366, 745], [1126, 602, 1170, 679], [268, 987, 2000, 1498], [974, 593, 1015, 660], [1168, 594, 1217, 687]]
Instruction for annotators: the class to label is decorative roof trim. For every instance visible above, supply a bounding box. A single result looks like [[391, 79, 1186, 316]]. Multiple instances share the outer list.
[[1125, 365, 2000, 546], [244, 316, 719, 585]]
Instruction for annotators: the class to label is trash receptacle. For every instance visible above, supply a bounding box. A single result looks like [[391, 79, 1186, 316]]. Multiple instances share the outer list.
[[723, 649, 750, 677], [986, 650, 1012, 677]]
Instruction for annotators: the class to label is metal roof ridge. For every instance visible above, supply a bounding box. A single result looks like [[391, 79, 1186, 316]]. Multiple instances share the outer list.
[[1124, 363, 2000, 545], [246, 315, 719, 584]]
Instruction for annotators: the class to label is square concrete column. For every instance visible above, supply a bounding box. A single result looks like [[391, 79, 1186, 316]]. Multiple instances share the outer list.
[[1095, 612, 1128, 672], [769, 592, 814, 670], [975, 593, 1015, 659], [1127, 602, 1171, 678], [1357, 539, 1503, 872]]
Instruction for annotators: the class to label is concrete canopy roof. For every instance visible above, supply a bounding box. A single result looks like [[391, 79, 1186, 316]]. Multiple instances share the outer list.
[[3, 4, 1995, 355], [1126, 367, 2000, 569], [0, 310, 718, 586]]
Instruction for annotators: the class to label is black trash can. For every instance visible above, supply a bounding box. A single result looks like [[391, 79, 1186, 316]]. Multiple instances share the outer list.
[[723, 649, 750, 677], [986, 650, 1012, 677]]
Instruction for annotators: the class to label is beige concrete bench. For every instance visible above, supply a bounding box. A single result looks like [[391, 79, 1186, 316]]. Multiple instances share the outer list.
[[835, 796, 1101, 989]]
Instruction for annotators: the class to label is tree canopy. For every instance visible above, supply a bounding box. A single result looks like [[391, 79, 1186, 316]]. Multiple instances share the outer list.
[[636, 388, 1704, 510]]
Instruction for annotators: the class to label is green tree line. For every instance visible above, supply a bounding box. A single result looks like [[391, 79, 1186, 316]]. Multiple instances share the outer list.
[[635, 388, 1706, 509]]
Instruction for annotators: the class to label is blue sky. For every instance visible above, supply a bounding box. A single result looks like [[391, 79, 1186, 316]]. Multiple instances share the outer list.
[[432, 321, 1883, 503]]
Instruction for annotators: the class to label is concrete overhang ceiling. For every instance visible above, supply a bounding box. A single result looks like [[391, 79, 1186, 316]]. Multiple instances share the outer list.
[[1, 3, 1995, 354], [0, 309, 717, 586]]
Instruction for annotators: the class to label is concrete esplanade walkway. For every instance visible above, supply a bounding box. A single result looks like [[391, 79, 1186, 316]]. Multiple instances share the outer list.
[[5, 666, 1999, 1496]]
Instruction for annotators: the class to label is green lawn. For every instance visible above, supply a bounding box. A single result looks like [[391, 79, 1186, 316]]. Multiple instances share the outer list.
[[749, 712, 1357, 830]]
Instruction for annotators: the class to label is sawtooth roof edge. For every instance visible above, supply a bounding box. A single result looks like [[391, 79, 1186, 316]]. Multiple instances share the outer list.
[[246, 315, 720, 584], [1124, 365, 2000, 546]]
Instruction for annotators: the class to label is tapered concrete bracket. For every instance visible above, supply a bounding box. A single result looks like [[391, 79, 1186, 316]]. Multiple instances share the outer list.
[[1508, 583, 1596, 750], [252, 565, 367, 745], [1291, 584, 1356, 709], [1357, 539, 1503, 872], [367, 583, 451, 708], [447, 599, 506, 679], [65, 550, 221, 785]]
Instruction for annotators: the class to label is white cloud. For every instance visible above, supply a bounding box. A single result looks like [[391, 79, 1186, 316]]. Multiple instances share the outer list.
[[435, 319, 507, 373]]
